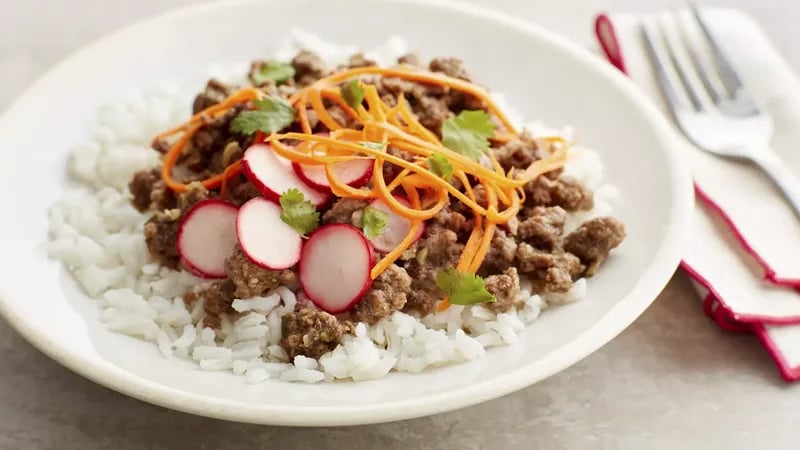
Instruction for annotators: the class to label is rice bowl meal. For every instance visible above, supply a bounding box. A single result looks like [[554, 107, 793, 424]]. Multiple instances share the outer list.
[[47, 31, 625, 383]]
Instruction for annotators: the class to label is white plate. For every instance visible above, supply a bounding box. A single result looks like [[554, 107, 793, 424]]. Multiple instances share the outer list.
[[0, 0, 691, 426]]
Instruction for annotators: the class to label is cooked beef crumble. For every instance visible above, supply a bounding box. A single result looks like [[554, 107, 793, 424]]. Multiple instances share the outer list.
[[129, 49, 626, 361], [339, 264, 412, 325], [185, 279, 236, 329], [281, 308, 345, 359], [564, 217, 626, 276]]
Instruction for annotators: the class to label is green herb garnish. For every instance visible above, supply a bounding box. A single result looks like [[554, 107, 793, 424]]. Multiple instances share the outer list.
[[230, 96, 296, 135], [361, 206, 389, 239], [427, 153, 454, 181], [341, 79, 365, 109], [359, 141, 386, 151], [279, 188, 319, 237], [441, 110, 495, 161], [253, 61, 295, 85], [436, 268, 496, 306]]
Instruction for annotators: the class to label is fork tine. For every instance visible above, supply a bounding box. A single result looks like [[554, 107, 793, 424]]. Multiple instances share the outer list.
[[640, 22, 698, 113], [689, 2, 744, 93], [654, 17, 706, 111], [676, 11, 725, 104]]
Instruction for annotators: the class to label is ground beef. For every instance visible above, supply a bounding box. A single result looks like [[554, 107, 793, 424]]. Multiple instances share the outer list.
[[184, 279, 235, 329], [480, 228, 518, 274], [143, 208, 181, 269], [280, 308, 345, 359], [382, 146, 415, 185], [414, 95, 451, 134], [151, 138, 172, 154], [514, 242, 555, 273], [472, 184, 489, 208], [417, 226, 464, 267], [220, 141, 243, 168], [429, 57, 471, 80], [291, 50, 328, 86], [223, 176, 262, 206], [397, 53, 421, 66], [186, 108, 242, 167], [202, 280, 235, 328], [322, 198, 368, 225], [376, 76, 428, 100], [515, 243, 583, 293], [403, 290, 438, 316], [176, 182, 210, 212], [224, 244, 284, 299], [346, 53, 377, 68], [492, 134, 544, 171], [484, 267, 521, 313], [277, 269, 302, 292], [535, 252, 583, 293], [433, 205, 471, 236], [342, 264, 412, 324], [524, 175, 594, 211], [372, 76, 449, 133], [128, 168, 174, 212], [192, 79, 235, 114], [428, 57, 484, 112], [517, 206, 566, 250], [294, 107, 320, 131], [327, 104, 360, 130], [563, 217, 626, 276], [403, 226, 464, 315]]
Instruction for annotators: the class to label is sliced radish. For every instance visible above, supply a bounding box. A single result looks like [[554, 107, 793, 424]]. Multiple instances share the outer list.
[[177, 199, 239, 279], [292, 158, 374, 192], [236, 197, 302, 270], [241, 144, 330, 207], [299, 224, 375, 314], [366, 196, 426, 253]]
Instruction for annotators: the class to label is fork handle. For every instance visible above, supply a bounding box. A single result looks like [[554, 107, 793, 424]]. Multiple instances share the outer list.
[[751, 150, 800, 221]]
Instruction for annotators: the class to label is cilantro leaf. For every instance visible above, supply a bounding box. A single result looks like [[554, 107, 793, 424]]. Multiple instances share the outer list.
[[361, 206, 388, 239], [279, 188, 319, 236], [253, 61, 296, 85], [441, 110, 495, 161], [341, 79, 365, 109], [230, 96, 296, 135], [436, 268, 496, 306], [427, 153, 453, 181], [359, 141, 386, 151]]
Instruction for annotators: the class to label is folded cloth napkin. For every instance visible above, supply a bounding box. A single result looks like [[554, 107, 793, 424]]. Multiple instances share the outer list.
[[593, 8, 800, 381]]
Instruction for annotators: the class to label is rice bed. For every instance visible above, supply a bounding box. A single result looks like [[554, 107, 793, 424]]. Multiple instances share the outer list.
[[46, 31, 616, 383]]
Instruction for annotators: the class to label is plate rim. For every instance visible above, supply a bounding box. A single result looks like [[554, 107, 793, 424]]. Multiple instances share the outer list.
[[0, 0, 693, 426]]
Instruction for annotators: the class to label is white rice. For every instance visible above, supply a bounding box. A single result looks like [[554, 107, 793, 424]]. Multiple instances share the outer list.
[[46, 30, 618, 383]]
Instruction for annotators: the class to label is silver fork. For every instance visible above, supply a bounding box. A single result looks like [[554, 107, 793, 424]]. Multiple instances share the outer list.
[[640, 3, 800, 219]]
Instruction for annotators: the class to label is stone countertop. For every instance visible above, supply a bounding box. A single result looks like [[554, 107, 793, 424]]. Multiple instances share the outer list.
[[2, 0, 799, 448]]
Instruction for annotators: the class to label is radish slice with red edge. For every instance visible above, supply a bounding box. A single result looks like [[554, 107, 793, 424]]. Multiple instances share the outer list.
[[177, 199, 239, 279], [242, 143, 330, 207], [236, 197, 302, 270], [366, 196, 426, 253], [299, 224, 375, 314], [292, 158, 374, 192]]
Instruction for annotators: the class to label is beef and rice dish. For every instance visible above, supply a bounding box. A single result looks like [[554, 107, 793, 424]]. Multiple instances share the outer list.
[[49, 36, 624, 382]]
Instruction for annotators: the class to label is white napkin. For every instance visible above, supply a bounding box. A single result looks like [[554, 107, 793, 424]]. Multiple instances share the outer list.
[[594, 8, 800, 381]]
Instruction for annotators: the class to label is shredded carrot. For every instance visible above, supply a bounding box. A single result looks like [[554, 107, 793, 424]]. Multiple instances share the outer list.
[[219, 161, 243, 199], [289, 67, 518, 134], [152, 88, 263, 144], [296, 93, 313, 134], [153, 67, 570, 296], [309, 89, 343, 131], [370, 182, 424, 279]]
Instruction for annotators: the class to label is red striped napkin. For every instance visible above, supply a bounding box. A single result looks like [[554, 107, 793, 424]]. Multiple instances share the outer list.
[[593, 8, 800, 381]]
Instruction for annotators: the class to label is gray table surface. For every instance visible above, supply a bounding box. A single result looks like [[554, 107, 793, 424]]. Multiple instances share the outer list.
[[3, 0, 800, 448]]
